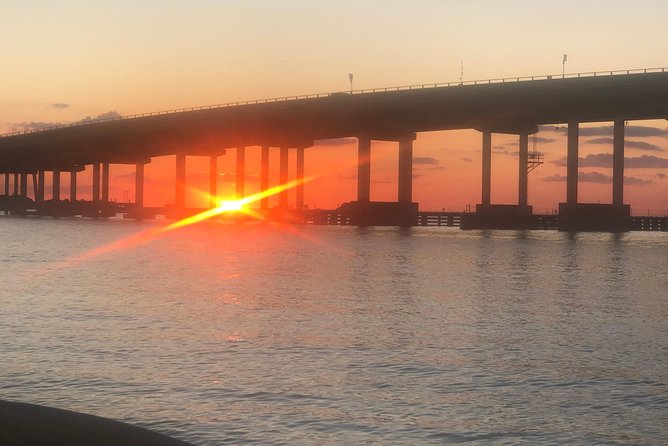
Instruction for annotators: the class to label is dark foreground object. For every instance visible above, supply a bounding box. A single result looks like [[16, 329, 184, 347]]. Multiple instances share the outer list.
[[0, 400, 192, 446]]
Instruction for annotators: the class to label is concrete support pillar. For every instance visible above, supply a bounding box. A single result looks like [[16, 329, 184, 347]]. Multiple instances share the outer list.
[[20, 172, 28, 197], [37, 171, 45, 203], [32, 173, 37, 199], [53, 169, 61, 201], [613, 120, 625, 206], [209, 155, 217, 208], [279, 145, 289, 208], [13, 173, 19, 195], [70, 170, 77, 202], [296, 146, 305, 210], [518, 133, 529, 207], [102, 162, 110, 202], [481, 131, 492, 205], [357, 136, 371, 204], [4, 173, 8, 196], [175, 153, 186, 209], [398, 135, 414, 205], [567, 122, 579, 205], [236, 146, 245, 199], [92, 163, 100, 202], [260, 146, 270, 210], [135, 162, 144, 208]]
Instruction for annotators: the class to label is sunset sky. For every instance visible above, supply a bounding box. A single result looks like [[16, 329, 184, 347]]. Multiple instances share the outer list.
[[2, 0, 668, 214]]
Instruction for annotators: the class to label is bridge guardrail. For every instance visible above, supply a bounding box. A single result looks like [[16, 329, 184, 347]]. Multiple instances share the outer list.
[[2, 66, 666, 138]]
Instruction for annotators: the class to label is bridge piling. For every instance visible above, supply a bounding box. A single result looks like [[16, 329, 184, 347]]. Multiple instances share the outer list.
[[518, 133, 529, 207], [357, 136, 371, 204], [13, 173, 19, 196], [3, 173, 8, 196], [102, 162, 110, 203], [135, 162, 144, 210], [52, 169, 61, 201], [559, 120, 631, 231], [566, 122, 579, 205], [31, 173, 37, 201], [279, 145, 289, 208], [260, 146, 269, 210], [92, 163, 101, 203], [70, 169, 77, 203], [175, 153, 186, 210], [296, 146, 305, 210], [209, 155, 217, 208], [236, 146, 245, 199], [37, 170, 44, 203], [481, 131, 492, 206], [20, 172, 27, 198], [613, 120, 624, 205], [398, 134, 415, 205]]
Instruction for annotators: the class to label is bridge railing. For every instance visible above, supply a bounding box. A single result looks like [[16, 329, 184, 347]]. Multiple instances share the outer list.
[[2, 66, 667, 138]]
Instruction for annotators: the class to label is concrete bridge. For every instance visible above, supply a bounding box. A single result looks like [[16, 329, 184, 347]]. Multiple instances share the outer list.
[[1, 67, 668, 230]]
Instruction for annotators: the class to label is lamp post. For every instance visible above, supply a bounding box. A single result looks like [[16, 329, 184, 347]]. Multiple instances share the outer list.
[[562, 54, 567, 78]]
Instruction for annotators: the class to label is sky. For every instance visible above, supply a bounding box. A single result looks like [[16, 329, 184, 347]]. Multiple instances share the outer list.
[[2, 0, 668, 214]]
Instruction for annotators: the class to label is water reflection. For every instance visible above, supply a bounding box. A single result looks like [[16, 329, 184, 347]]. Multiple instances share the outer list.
[[1, 221, 667, 445]]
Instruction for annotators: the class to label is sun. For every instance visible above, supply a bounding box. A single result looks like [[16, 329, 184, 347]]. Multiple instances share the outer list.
[[216, 199, 245, 212]]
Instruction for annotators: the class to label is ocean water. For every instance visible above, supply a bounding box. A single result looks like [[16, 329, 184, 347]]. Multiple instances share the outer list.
[[1, 218, 667, 445]]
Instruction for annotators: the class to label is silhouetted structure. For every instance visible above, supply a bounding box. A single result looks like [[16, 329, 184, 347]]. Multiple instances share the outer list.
[[2, 68, 668, 231]]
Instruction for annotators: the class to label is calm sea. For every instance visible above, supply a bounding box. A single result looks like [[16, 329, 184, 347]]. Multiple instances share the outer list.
[[1, 218, 667, 445]]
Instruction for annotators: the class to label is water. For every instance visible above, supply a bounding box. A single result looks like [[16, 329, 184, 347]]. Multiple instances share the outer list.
[[1, 218, 667, 445]]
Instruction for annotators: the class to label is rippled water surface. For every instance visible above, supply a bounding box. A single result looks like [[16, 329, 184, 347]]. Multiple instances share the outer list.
[[1, 218, 667, 445]]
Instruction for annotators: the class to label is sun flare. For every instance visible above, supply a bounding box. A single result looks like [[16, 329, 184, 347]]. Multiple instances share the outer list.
[[53, 176, 317, 267]]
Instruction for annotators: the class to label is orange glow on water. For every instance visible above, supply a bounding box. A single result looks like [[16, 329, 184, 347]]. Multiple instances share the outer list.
[[54, 176, 316, 267]]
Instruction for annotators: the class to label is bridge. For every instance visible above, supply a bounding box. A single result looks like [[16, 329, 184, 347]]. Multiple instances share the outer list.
[[2, 67, 668, 230]]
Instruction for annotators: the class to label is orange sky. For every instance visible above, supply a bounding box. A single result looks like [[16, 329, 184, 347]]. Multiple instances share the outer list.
[[2, 1, 667, 215]]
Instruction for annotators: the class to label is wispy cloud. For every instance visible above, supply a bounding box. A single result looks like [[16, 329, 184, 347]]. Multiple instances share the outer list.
[[503, 136, 555, 146], [542, 171, 651, 185], [552, 153, 668, 168], [414, 156, 439, 165], [587, 137, 664, 152], [50, 103, 70, 109], [10, 111, 123, 131]]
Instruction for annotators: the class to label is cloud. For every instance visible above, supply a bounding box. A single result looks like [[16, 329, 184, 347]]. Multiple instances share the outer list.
[[10, 111, 123, 132], [315, 138, 356, 147], [543, 174, 567, 182], [503, 136, 555, 146], [493, 147, 518, 156], [552, 153, 668, 168], [542, 124, 668, 137], [51, 103, 70, 109], [579, 171, 613, 184], [9, 121, 60, 130], [656, 172, 667, 179], [533, 136, 556, 143], [542, 171, 651, 185], [587, 138, 664, 152], [413, 156, 439, 165], [624, 176, 652, 185], [79, 111, 122, 122], [461, 157, 473, 163]]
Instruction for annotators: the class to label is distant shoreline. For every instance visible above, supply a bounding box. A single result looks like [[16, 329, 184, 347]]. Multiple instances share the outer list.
[[0, 400, 192, 446]]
